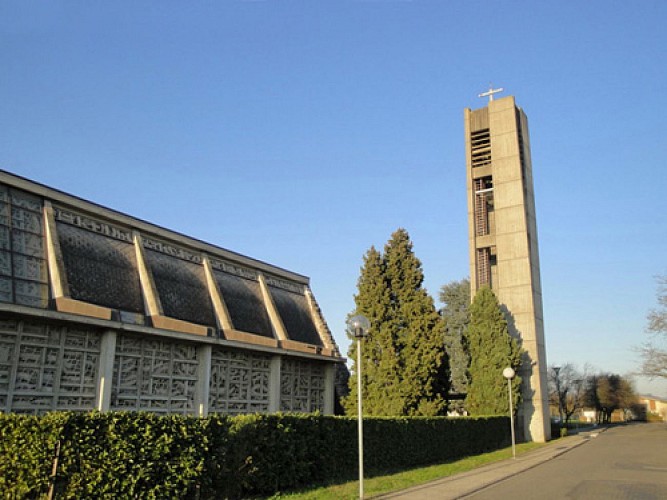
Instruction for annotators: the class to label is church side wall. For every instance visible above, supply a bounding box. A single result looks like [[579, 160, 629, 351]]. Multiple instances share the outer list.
[[0, 315, 334, 416], [0, 170, 342, 417]]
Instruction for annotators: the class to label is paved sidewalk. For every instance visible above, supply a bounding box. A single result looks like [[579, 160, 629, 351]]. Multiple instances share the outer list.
[[376, 428, 605, 499]]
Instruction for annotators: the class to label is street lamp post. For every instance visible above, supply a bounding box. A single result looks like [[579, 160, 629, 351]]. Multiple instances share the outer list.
[[572, 379, 582, 430], [553, 365, 563, 425], [347, 314, 370, 500], [503, 367, 517, 459]]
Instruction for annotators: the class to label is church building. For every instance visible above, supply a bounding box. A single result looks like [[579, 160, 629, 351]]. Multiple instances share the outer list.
[[0, 170, 343, 416]]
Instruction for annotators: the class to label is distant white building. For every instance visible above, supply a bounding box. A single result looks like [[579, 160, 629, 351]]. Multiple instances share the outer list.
[[637, 395, 667, 422]]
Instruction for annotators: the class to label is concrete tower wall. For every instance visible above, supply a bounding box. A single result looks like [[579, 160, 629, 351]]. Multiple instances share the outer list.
[[465, 96, 550, 442]]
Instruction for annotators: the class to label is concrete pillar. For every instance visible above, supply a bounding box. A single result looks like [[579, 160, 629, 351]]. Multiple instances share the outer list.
[[95, 329, 117, 412], [269, 355, 282, 412], [195, 344, 212, 417], [323, 363, 335, 415]]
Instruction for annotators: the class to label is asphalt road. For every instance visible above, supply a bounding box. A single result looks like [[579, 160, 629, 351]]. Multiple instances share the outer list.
[[466, 423, 667, 500]]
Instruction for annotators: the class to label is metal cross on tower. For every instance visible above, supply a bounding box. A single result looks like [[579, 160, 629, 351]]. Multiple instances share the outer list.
[[478, 85, 504, 102]]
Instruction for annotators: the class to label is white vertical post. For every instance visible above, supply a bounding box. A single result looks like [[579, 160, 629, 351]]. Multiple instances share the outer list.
[[96, 330, 117, 412], [508, 377, 516, 459], [357, 337, 364, 499], [347, 314, 370, 500], [503, 367, 517, 459]]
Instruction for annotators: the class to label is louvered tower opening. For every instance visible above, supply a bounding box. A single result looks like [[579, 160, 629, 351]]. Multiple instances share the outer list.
[[470, 128, 491, 168]]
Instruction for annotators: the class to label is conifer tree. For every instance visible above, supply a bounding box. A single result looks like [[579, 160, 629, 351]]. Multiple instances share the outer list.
[[344, 246, 403, 416], [465, 286, 523, 416], [343, 229, 449, 416], [439, 278, 471, 411]]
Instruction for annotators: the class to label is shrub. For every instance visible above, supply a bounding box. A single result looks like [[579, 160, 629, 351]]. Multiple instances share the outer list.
[[647, 412, 665, 423]]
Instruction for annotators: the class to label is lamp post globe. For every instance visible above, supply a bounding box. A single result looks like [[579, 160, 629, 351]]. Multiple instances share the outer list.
[[348, 314, 370, 339], [503, 367, 515, 380]]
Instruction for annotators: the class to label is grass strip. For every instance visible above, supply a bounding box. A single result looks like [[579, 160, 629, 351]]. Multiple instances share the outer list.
[[269, 441, 544, 499]]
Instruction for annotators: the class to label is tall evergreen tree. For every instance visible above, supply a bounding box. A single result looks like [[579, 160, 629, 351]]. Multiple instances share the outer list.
[[439, 278, 471, 408], [343, 229, 449, 416], [344, 246, 403, 416], [465, 286, 523, 416]]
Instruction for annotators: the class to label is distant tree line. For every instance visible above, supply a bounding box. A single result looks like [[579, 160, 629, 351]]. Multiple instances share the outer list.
[[548, 364, 638, 424], [545, 273, 667, 426]]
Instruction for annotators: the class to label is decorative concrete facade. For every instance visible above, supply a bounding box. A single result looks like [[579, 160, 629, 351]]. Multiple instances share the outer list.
[[0, 170, 342, 415], [465, 96, 550, 442]]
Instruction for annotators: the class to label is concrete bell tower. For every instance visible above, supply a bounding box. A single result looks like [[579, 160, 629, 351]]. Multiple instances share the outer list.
[[464, 91, 550, 442]]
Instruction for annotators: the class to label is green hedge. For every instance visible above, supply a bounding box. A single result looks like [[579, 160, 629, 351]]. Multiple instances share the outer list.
[[0, 412, 206, 499], [0, 412, 508, 498]]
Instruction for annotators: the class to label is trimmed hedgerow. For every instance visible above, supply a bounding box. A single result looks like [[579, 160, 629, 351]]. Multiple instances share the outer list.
[[0, 412, 69, 497], [56, 412, 207, 498], [362, 415, 508, 474], [0, 412, 509, 499], [0, 412, 207, 498]]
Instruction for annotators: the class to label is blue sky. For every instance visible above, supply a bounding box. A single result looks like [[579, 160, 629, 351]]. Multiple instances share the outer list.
[[2, 1, 666, 396]]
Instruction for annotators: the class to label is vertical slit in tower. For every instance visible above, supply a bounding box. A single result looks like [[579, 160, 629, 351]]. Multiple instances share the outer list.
[[474, 178, 488, 236], [474, 176, 493, 237], [516, 111, 528, 191], [476, 247, 490, 288]]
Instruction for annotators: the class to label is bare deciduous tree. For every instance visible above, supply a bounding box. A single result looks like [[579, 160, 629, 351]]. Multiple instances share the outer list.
[[638, 275, 667, 379], [548, 363, 587, 424]]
